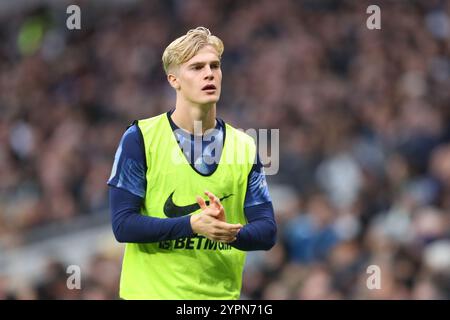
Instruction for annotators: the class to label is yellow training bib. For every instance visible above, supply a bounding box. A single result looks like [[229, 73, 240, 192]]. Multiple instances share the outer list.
[[119, 112, 256, 300]]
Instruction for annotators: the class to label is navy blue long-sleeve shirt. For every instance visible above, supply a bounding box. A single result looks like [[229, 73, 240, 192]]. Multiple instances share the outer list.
[[108, 110, 276, 251]]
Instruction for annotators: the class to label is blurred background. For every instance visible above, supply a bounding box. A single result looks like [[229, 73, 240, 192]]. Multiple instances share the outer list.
[[1, 0, 450, 300]]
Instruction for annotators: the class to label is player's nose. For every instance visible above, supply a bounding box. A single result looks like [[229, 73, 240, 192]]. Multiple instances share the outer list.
[[203, 66, 214, 80]]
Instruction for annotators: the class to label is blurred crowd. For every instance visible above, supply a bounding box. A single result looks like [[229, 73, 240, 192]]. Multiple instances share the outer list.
[[0, 0, 449, 299]]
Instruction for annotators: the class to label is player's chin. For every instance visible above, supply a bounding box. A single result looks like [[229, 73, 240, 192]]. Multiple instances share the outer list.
[[199, 94, 220, 104]]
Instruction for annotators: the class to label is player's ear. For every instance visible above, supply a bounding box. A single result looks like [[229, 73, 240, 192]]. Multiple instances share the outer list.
[[167, 73, 180, 90]]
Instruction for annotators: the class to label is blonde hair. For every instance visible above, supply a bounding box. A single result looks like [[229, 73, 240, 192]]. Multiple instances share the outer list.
[[162, 27, 224, 74]]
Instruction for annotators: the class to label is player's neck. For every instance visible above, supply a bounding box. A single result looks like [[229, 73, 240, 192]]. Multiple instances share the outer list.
[[171, 102, 216, 135]]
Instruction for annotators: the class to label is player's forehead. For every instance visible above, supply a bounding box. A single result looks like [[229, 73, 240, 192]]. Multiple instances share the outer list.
[[185, 45, 220, 65]]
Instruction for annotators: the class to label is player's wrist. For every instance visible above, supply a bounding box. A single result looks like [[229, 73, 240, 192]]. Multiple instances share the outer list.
[[190, 214, 200, 234]]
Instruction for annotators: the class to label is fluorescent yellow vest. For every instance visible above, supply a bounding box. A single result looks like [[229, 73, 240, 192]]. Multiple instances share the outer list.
[[119, 113, 256, 300]]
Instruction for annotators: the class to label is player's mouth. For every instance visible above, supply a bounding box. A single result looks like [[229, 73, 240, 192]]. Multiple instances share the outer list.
[[202, 84, 216, 93]]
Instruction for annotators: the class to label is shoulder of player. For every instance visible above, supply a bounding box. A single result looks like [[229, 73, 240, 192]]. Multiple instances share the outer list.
[[121, 113, 166, 148], [224, 121, 256, 147], [126, 113, 169, 142], [133, 113, 167, 131]]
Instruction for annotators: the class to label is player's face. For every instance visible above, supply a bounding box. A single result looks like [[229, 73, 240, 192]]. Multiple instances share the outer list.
[[177, 45, 222, 106]]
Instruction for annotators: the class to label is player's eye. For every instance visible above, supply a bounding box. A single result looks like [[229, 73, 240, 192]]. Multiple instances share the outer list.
[[211, 63, 220, 69], [193, 65, 203, 70]]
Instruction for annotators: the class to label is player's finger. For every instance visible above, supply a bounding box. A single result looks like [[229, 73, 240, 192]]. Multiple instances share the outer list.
[[211, 232, 239, 242], [196, 196, 207, 210], [215, 221, 242, 231], [204, 208, 220, 217], [221, 236, 237, 243], [205, 191, 221, 208], [215, 237, 235, 243], [213, 226, 240, 235], [204, 190, 216, 206], [212, 231, 238, 240], [210, 233, 237, 242], [210, 226, 238, 237], [218, 204, 225, 216]]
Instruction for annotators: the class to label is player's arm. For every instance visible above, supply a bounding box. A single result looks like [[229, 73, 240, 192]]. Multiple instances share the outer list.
[[230, 154, 277, 251], [110, 186, 242, 243], [110, 186, 194, 242], [230, 202, 276, 251], [108, 124, 194, 243]]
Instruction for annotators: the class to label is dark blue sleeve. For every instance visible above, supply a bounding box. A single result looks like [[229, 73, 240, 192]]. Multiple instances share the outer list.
[[110, 186, 194, 243], [107, 124, 147, 198], [244, 154, 272, 207], [230, 201, 277, 251]]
